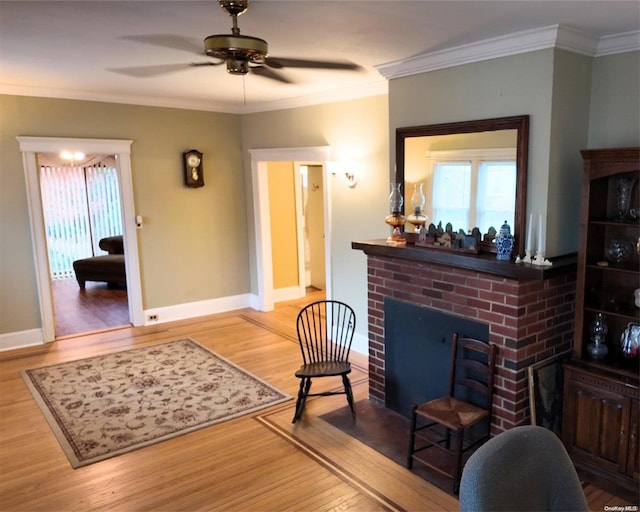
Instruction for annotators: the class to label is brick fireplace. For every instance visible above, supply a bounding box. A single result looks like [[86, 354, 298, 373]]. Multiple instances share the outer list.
[[353, 240, 577, 435]]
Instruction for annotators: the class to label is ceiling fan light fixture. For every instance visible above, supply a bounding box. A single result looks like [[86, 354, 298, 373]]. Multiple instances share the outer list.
[[225, 58, 249, 75]]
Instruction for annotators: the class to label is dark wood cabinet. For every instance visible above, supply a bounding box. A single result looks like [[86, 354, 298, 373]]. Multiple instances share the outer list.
[[563, 147, 639, 502], [563, 363, 637, 488], [628, 398, 640, 481]]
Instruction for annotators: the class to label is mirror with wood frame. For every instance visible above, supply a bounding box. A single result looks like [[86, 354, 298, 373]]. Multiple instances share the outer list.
[[395, 115, 529, 256]]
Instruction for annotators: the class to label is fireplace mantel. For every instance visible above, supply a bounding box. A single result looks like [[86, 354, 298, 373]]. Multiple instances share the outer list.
[[353, 239, 578, 434], [352, 240, 576, 280]]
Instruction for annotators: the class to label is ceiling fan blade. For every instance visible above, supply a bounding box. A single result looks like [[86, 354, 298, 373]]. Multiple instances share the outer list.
[[120, 34, 204, 56], [107, 63, 192, 78], [251, 66, 293, 84], [265, 57, 361, 71], [190, 61, 225, 68]]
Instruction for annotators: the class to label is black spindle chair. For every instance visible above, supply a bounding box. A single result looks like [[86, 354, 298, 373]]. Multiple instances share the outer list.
[[292, 300, 356, 423]]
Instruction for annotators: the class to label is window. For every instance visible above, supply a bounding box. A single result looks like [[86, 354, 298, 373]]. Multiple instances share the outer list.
[[432, 162, 471, 230], [39, 157, 122, 280], [429, 148, 516, 234], [476, 161, 517, 232]]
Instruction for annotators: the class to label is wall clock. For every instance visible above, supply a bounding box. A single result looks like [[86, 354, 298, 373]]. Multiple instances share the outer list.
[[182, 149, 204, 188]]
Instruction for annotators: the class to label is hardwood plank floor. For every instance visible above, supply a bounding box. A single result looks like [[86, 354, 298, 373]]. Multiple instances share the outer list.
[[51, 278, 129, 338], [0, 294, 632, 511]]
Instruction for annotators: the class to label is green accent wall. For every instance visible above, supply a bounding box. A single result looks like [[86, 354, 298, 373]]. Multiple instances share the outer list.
[[0, 96, 246, 333]]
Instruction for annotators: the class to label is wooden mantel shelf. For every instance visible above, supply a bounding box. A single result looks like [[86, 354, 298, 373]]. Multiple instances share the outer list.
[[352, 239, 577, 280]]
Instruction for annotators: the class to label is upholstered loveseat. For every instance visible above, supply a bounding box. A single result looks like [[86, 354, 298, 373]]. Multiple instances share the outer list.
[[72, 236, 126, 289]]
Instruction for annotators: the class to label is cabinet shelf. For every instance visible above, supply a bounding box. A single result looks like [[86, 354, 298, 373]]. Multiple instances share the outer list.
[[564, 147, 640, 501], [570, 356, 640, 382], [584, 305, 639, 322], [589, 219, 640, 228], [586, 262, 640, 274]]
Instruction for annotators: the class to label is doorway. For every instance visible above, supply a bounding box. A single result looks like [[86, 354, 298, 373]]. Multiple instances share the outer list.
[[300, 164, 326, 291], [18, 136, 144, 343], [250, 146, 332, 311], [37, 152, 129, 337]]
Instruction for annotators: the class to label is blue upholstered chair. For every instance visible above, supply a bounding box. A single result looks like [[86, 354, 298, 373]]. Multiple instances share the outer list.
[[459, 425, 588, 511]]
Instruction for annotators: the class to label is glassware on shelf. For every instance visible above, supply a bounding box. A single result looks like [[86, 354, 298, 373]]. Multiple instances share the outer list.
[[587, 312, 609, 360], [615, 176, 637, 220], [385, 182, 406, 246], [620, 322, 640, 359], [605, 238, 633, 264], [406, 183, 428, 233]]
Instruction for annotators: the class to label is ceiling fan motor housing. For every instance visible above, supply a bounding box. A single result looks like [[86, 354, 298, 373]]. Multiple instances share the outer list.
[[204, 34, 268, 75]]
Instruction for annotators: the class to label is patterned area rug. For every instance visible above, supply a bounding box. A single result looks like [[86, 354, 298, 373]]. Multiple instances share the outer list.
[[21, 339, 291, 468]]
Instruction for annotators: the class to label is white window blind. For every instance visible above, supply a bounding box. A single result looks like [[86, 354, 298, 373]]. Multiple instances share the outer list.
[[39, 163, 122, 280]]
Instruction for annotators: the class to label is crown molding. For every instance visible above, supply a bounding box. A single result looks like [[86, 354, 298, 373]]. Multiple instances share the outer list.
[[596, 30, 640, 56], [1, 78, 388, 114], [376, 25, 639, 80], [0, 83, 242, 113], [554, 25, 599, 55]]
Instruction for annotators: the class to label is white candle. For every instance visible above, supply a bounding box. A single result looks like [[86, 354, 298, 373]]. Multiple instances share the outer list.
[[526, 213, 534, 252], [538, 213, 546, 254]]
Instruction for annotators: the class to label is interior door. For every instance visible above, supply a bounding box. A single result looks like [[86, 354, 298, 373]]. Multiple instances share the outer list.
[[307, 165, 326, 290]]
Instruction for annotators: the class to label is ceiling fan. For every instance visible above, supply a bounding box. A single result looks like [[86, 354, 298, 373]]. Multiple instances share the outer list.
[[112, 0, 360, 84]]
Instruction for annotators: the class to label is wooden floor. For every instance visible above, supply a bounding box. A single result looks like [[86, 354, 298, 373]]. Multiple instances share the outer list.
[[0, 292, 632, 512], [51, 278, 129, 338]]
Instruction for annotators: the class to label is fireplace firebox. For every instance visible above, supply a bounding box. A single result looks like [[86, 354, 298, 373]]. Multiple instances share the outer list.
[[384, 297, 489, 418]]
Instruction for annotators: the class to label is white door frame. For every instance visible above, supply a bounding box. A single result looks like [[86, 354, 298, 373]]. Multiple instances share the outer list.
[[17, 136, 144, 342], [292, 162, 307, 299], [250, 146, 332, 311]]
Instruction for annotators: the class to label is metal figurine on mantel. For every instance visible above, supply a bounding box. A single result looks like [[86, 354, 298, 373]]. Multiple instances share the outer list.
[[385, 183, 406, 246]]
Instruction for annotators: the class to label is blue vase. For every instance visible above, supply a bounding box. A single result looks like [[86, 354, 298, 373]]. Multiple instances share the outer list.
[[495, 221, 514, 261]]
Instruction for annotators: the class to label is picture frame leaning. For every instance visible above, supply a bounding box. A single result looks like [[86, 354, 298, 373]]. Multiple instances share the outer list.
[[527, 350, 573, 436]]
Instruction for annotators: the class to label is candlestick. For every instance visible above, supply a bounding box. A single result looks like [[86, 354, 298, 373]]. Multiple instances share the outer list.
[[526, 213, 534, 252], [538, 213, 546, 254]]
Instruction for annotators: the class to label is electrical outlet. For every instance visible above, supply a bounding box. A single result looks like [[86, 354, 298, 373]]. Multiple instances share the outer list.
[[147, 314, 158, 322]]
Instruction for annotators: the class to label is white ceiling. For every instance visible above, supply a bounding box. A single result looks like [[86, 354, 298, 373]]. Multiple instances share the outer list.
[[1, 1, 639, 114]]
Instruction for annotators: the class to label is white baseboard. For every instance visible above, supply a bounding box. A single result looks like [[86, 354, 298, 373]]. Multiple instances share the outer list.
[[143, 293, 255, 326], [0, 328, 45, 351], [0, 291, 349, 352], [273, 286, 304, 303]]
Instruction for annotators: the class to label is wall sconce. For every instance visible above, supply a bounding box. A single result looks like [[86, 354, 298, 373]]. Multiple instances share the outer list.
[[328, 161, 359, 188]]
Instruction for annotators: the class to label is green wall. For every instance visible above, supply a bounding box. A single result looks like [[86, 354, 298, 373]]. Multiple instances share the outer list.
[[240, 95, 390, 354], [389, 49, 557, 253], [588, 51, 640, 148], [389, 49, 640, 258], [0, 95, 247, 334], [547, 50, 592, 256]]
